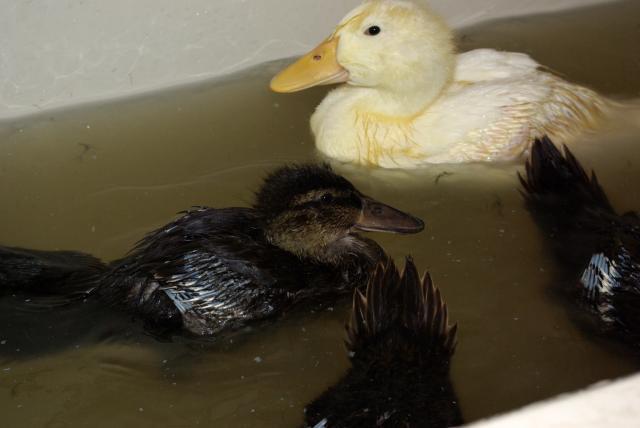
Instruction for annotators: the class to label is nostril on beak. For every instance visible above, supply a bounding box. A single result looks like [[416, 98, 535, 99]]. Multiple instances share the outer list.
[[313, 55, 322, 61]]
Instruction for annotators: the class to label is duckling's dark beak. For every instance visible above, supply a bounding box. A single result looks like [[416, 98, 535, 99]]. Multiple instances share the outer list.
[[354, 196, 425, 234]]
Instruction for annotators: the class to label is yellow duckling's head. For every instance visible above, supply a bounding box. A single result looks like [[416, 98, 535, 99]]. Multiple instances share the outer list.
[[271, 0, 455, 111]]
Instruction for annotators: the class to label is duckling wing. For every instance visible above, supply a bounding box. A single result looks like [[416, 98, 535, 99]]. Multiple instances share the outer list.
[[577, 211, 640, 336], [423, 77, 545, 161], [105, 207, 301, 336], [153, 249, 277, 335], [424, 49, 607, 162], [455, 49, 541, 82], [581, 245, 640, 331]]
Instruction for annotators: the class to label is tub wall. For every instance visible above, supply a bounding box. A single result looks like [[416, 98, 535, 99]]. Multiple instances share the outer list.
[[468, 372, 640, 428], [1, 0, 614, 119], [3, 0, 639, 427]]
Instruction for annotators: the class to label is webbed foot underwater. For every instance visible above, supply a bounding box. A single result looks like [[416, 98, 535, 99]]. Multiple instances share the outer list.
[[521, 137, 640, 348], [304, 257, 461, 428], [0, 164, 423, 338]]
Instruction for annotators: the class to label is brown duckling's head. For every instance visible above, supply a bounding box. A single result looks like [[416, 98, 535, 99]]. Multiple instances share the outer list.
[[254, 164, 423, 264]]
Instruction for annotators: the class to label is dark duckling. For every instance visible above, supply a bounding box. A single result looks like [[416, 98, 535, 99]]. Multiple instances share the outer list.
[[520, 137, 640, 344], [0, 164, 424, 337], [304, 257, 461, 428]]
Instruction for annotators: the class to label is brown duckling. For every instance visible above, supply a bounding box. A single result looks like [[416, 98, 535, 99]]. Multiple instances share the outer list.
[[304, 257, 461, 427], [0, 164, 423, 337], [520, 137, 640, 347]]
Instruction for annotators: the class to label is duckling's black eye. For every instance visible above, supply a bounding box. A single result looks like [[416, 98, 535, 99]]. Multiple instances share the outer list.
[[364, 25, 381, 36], [320, 193, 334, 204]]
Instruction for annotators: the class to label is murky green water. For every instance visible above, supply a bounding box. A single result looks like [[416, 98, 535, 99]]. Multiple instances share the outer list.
[[1, 2, 640, 427]]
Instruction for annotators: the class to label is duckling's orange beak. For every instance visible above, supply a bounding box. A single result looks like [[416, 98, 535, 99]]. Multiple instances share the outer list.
[[270, 37, 349, 93], [355, 196, 425, 234]]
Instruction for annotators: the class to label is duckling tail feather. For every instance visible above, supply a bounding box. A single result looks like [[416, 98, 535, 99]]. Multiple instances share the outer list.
[[346, 256, 457, 359], [305, 258, 461, 427], [519, 137, 614, 217], [0, 246, 106, 296]]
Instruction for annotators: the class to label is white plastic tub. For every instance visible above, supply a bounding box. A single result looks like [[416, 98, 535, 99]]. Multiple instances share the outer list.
[[2, 1, 637, 427]]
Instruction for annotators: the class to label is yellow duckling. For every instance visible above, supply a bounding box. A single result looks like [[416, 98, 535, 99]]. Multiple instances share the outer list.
[[271, 0, 608, 168]]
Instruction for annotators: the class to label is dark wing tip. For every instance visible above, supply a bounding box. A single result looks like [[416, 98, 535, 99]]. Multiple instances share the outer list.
[[346, 256, 457, 356], [346, 257, 396, 351], [520, 136, 613, 213], [416, 265, 457, 356]]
